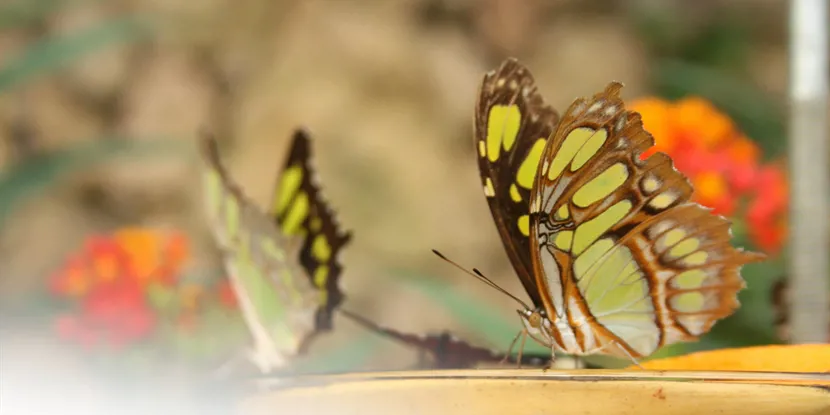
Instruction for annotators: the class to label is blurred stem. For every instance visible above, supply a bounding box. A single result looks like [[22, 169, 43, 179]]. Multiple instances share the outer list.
[[788, 0, 830, 344], [0, 15, 150, 93]]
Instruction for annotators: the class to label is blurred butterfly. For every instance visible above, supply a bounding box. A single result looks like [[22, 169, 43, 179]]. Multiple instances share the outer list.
[[340, 309, 550, 369], [200, 129, 351, 372], [455, 58, 765, 365]]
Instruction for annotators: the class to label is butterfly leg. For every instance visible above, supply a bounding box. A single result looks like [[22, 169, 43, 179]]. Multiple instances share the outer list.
[[584, 341, 644, 369], [542, 350, 556, 372], [499, 330, 524, 367], [615, 344, 644, 369], [246, 346, 287, 374], [515, 330, 528, 369]]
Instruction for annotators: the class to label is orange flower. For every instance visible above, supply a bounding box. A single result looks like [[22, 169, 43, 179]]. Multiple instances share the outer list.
[[114, 228, 160, 283], [630, 98, 673, 159], [692, 171, 734, 216], [114, 228, 188, 287], [671, 97, 734, 150]]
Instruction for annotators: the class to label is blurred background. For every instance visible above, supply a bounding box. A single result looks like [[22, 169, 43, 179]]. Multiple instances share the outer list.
[[0, 0, 813, 413]]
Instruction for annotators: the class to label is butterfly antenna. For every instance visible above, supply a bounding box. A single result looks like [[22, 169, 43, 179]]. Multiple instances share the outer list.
[[431, 249, 531, 310]]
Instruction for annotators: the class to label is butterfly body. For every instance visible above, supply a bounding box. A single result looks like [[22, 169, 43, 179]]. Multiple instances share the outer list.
[[474, 59, 764, 362], [200, 129, 350, 372]]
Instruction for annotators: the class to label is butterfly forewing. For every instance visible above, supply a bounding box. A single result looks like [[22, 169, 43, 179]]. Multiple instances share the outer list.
[[200, 135, 318, 367], [528, 82, 764, 358], [269, 129, 352, 332], [474, 58, 560, 308]]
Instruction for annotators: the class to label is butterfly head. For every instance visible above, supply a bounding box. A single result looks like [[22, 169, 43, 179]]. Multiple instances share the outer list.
[[517, 307, 554, 348]]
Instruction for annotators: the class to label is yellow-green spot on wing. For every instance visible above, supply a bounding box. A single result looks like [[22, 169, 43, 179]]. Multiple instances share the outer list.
[[571, 200, 632, 255], [572, 163, 628, 208], [312, 235, 332, 262], [571, 128, 608, 171], [486, 105, 521, 162], [546, 127, 595, 180], [273, 165, 304, 218], [517, 138, 547, 189], [282, 192, 309, 235]]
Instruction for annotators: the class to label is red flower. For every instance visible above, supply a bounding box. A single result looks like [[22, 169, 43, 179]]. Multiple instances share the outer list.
[[54, 279, 156, 349], [747, 165, 788, 254], [217, 280, 238, 309], [692, 171, 735, 216], [49, 228, 193, 350]]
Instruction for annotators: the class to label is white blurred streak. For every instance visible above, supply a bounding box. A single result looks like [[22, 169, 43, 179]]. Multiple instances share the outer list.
[[0, 329, 230, 415], [788, 0, 830, 343]]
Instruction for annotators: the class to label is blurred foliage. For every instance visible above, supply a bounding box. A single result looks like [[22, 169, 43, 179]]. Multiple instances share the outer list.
[[0, 0, 65, 29], [632, 7, 787, 158], [0, 138, 186, 227], [653, 60, 787, 159]]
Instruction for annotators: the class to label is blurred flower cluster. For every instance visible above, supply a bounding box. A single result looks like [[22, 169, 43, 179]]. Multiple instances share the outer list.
[[48, 227, 243, 365], [631, 97, 788, 254]]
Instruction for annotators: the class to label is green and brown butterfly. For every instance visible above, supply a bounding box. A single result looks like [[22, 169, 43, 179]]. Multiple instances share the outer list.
[[200, 129, 351, 372], [469, 58, 765, 364]]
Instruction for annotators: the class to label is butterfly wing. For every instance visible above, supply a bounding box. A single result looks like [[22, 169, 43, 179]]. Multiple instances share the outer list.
[[341, 310, 510, 369], [269, 128, 352, 332], [200, 134, 318, 367], [528, 82, 765, 358], [474, 58, 560, 308]]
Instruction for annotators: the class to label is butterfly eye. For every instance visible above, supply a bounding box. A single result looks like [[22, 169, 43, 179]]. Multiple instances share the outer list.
[[526, 311, 543, 328]]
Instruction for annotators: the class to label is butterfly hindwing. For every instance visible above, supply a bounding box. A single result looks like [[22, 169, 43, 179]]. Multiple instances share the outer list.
[[474, 59, 560, 308], [200, 134, 318, 367], [341, 310, 549, 369], [269, 129, 352, 332], [528, 83, 764, 358]]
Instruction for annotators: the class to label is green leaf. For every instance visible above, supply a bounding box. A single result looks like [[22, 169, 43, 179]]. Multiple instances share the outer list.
[[0, 14, 151, 93], [652, 59, 786, 158]]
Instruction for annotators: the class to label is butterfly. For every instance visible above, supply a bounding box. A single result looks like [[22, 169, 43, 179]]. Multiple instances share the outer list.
[[472, 58, 765, 364], [340, 309, 550, 369], [200, 129, 351, 372]]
